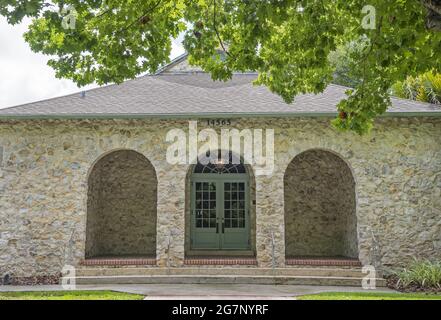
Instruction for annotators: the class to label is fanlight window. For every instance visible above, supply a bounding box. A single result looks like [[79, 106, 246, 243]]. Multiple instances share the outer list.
[[193, 151, 246, 174]]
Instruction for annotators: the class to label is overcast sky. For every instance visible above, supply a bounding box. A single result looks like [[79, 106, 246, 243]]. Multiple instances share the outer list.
[[0, 17, 185, 109]]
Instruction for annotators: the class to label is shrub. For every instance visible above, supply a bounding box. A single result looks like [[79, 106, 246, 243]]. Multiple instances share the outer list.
[[394, 259, 441, 291], [392, 71, 441, 104]]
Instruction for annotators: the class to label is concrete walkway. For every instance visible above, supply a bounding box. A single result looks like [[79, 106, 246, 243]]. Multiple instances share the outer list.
[[0, 284, 395, 300]]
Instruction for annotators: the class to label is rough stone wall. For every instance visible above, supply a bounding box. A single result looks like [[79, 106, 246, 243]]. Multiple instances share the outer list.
[[0, 117, 440, 278], [284, 149, 357, 258], [86, 150, 157, 258]]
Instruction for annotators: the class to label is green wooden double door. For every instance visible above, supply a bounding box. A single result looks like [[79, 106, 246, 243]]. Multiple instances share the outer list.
[[191, 175, 250, 250]]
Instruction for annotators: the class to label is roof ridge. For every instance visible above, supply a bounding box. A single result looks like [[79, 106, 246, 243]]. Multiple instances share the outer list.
[[154, 52, 190, 75], [151, 73, 258, 93]]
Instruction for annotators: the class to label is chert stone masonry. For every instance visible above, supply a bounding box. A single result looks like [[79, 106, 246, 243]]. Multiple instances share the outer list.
[[284, 149, 358, 258], [86, 149, 157, 258], [0, 116, 440, 279]]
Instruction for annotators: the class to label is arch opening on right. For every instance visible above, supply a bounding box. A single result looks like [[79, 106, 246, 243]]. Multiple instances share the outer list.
[[284, 149, 359, 265]]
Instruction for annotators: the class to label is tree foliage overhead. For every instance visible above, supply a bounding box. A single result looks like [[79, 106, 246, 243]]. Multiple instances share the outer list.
[[1, 0, 441, 134], [328, 39, 365, 88]]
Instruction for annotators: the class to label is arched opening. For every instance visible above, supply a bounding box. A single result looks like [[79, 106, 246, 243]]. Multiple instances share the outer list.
[[86, 150, 157, 259], [185, 150, 256, 255], [284, 149, 358, 259]]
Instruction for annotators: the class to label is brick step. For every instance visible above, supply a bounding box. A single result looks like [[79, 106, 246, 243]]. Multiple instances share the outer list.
[[71, 274, 387, 287], [76, 267, 372, 278], [286, 258, 361, 267]]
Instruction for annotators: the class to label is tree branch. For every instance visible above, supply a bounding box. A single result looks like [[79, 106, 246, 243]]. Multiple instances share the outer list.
[[421, 0, 441, 15], [212, 0, 231, 56], [420, 0, 441, 31], [117, 0, 162, 35]]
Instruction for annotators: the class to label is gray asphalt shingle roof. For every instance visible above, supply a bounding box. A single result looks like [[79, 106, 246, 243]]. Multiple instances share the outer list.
[[1, 73, 440, 118]]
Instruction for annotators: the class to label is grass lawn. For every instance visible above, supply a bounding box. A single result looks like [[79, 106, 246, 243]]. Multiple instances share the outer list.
[[298, 291, 441, 300], [0, 290, 145, 300]]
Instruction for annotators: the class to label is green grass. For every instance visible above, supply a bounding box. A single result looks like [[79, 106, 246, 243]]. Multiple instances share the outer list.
[[0, 290, 145, 300], [298, 291, 441, 300]]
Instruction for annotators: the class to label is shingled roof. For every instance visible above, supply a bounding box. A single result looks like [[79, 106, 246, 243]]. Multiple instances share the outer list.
[[1, 54, 440, 119]]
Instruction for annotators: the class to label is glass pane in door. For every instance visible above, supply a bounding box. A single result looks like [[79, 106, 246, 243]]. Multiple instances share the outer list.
[[195, 182, 217, 229], [224, 182, 246, 229]]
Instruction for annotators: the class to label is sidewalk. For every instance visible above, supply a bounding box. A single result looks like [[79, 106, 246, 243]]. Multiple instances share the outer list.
[[0, 284, 395, 300]]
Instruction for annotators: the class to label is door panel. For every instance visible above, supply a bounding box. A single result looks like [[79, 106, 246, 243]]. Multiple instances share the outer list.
[[221, 182, 249, 249], [191, 181, 219, 249], [191, 179, 250, 250]]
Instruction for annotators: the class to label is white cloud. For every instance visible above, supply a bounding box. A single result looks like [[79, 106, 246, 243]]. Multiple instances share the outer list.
[[0, 17, 185, 109]]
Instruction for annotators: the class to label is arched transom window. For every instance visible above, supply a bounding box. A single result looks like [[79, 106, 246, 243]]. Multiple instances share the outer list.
[[193, 150, 246, 174]]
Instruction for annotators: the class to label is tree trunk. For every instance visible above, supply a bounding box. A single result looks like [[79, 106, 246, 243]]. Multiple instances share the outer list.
[[421, 0, 441, 31]]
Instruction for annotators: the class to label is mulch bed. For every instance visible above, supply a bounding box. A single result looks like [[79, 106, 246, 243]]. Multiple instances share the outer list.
[[2, 274, 61, 286], [386, 275, 441, 294]]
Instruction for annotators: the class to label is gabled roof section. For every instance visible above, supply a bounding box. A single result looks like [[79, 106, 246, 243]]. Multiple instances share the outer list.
[[155, 52, 204, 74], [1, 55, 440, 119]]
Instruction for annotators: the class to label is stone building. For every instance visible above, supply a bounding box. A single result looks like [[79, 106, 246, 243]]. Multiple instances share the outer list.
[[0, 54, 440, 285]]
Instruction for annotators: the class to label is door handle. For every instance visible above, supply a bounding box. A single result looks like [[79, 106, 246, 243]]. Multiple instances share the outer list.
[[216, 217, 221, 234], [222, 218, 225, 233]]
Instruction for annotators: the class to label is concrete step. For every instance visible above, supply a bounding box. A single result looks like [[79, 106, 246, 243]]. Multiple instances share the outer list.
[[76, 267, 369, 278], [70, 274, 387, 287]]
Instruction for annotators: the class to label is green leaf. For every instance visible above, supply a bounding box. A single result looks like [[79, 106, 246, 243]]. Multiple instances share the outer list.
[[1, 0, 440, 134]]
